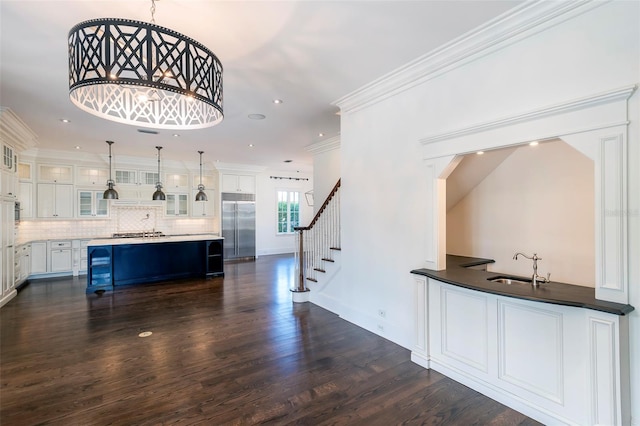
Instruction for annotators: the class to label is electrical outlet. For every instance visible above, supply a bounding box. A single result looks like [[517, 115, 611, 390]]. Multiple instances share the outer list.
[[378, 309, 386, 318]]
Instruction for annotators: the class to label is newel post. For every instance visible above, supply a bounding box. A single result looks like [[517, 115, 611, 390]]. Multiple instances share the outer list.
[[291, 227, 310, 302]]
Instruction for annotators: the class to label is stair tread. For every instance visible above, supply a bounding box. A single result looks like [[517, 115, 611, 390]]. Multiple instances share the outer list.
[[321, 258, 335, 262], [330, 247, 342, 251], [306, 277, 318, 282], [313, 268, 326, 273]]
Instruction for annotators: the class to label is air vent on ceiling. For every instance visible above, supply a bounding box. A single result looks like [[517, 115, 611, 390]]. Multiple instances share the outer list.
[[137, 129, 159, 134]]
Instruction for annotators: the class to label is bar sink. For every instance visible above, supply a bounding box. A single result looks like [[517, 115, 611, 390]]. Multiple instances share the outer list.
[[488, 276, 532, 285]]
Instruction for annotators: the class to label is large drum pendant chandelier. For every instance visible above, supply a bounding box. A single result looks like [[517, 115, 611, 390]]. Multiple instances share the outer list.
[[68, 11, 223, 129]]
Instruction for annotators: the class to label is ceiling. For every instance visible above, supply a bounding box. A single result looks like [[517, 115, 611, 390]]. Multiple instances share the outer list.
[[0, 0, 521, 172]]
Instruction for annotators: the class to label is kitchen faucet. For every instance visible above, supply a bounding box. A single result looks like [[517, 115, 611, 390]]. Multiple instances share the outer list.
[[513, 252, 550, 287]]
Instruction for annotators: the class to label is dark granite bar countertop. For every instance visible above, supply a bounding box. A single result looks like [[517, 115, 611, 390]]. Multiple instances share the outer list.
[[411, 255, 634, 316]]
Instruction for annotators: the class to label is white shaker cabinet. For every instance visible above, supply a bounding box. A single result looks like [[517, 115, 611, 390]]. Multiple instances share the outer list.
[[0, 170, 17, 200], [415, 277, 630, 426], [30, 242, 47, 274], [30, 241, 78, 277], [1, 200, 16, 307], [15, 243, 30, 286], [74, 239, 89, 276], [191, 190, 215, 217], [191, 174, 215, 217], [50, 241, 72, 273], [221, 174, 255, 193], [37, 183, 73, 218], [18, 182, 33, 219]]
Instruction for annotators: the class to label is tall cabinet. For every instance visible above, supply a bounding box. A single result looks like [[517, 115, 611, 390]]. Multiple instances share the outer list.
[[1, 201, 16, 306], [0, 108, 37, 307]]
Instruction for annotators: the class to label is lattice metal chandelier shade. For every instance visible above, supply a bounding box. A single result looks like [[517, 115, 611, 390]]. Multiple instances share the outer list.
[[68, 18, 223, 129]]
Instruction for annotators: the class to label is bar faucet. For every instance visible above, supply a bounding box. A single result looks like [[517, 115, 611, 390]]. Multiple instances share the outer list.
[[513, 252, 550, 287]]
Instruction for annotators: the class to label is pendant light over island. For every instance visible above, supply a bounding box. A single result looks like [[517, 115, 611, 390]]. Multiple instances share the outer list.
[[195, 150, 207, 202], [152, 146, 166, 201], [103, 140, 118, 199]]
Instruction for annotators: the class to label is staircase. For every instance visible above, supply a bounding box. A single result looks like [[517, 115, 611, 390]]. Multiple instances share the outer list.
[[293, 179, 341, 295]]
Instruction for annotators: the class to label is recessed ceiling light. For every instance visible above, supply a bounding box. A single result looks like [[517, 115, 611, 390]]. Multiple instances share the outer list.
[[318, 132, 324, 137], [476, 151, 485, 155], [248, 113, 266, 120], [273, 99, 283, 104], [74, 146, 81, 150], [172, 133, 180, 137], [248, 144, 254, 148], [529, 141, 539, 146], [60, 118, 70, 123]]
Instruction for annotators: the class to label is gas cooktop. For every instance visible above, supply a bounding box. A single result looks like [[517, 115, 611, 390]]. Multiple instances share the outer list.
[[112, 231, 165, 238]]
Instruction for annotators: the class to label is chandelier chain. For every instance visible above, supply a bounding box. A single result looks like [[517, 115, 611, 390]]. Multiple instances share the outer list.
[[150, 0, 156, 24]]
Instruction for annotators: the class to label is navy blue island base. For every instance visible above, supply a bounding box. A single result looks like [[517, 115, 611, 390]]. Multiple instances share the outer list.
[[87, 237, 224, 293]]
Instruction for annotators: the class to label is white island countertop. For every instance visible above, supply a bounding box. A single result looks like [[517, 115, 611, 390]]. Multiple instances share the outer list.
[[88, 234, 223, 247]]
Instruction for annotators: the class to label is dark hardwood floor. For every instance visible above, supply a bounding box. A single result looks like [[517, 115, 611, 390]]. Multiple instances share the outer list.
[[1, 254, 541, 425]]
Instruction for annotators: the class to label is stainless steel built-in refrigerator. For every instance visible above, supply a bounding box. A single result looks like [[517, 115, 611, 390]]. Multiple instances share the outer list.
[[221, 193, 256, 259]]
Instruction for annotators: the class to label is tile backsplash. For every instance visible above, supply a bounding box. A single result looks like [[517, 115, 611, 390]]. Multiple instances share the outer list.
[[17, 206, 217, 243]]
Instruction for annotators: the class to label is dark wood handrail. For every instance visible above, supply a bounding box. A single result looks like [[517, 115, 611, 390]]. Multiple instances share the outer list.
[[294, 179, 341, 231]]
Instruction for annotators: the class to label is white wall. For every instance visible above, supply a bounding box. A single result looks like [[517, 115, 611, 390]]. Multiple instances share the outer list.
[[255, 170, 313, 256], [309, 137, 341, 213], [447, 141, 595, 286], [330, 1, 639, 421]]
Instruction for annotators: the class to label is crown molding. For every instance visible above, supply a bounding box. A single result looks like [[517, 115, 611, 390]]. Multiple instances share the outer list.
[[20, 148, 104, 165], [333, 0, 608, 114], [306, 136, 341, 155], [419, 84, 637, 146], [19, 147, 205, 171], [0, 107, 38, 151]]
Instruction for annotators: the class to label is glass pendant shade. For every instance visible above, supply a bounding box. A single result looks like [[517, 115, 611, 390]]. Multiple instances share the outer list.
[[195, 150, 207, 201], [103, 141, 119, 199], [152, 146, 166, 200]]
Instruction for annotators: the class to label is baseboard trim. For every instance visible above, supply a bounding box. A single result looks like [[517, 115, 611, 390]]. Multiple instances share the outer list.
[[429, 358, 575, 426]]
